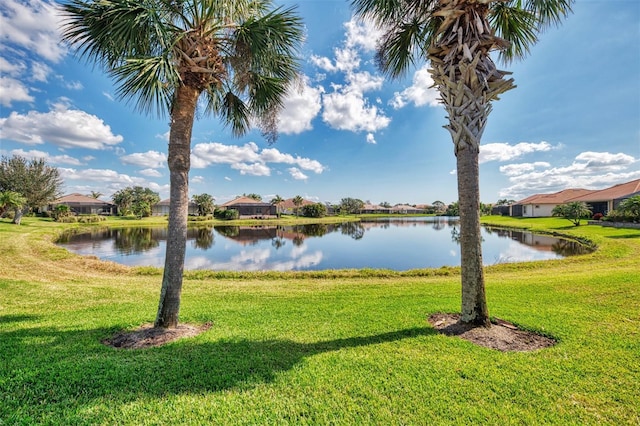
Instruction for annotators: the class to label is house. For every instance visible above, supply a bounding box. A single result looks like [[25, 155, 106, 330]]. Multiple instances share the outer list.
[[390, 204, 422, 214], [49, 193, 117, 215], [510, 178, 640, 217], [152, 198, 199, 216], [359, 203, 391, 214], [567, 178, 640, 216], [279, 198, 315, 215], [220, 196, 277, 219], [511, 189, 593, 217]]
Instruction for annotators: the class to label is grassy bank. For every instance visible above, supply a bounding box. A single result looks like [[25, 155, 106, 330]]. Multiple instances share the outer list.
[[1, 216, 638, 424]]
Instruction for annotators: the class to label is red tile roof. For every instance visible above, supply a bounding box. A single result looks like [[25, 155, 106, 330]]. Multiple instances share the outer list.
[[568, 179, 640, 202], [53, 193, 112, 205], [517, 189, 593, 205]]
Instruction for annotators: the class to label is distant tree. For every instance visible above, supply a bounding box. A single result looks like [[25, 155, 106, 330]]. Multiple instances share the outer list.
[[271, 195, 284, 217], [480, 202, 493, 216], [0, 155, 63, 224], [244, 193, 262, 201], [292, 195, 304, 217], [432, 200, 446, 215], [552, 202, 592, 226], [112, 186, 160, 218], [617, 195, 640, 221], [496, 198, 516, 206], [90, 191, 103, 199], [445, 202, 460, 217], [302, 203, 326, 218], [192, 193, 215, 216], [379, 201, 391, 208], [0, 191, 27, 223], [340, 197, 364, 215]]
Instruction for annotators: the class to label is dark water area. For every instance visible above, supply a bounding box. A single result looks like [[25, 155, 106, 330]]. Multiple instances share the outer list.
[[57, 217, 592, 271]]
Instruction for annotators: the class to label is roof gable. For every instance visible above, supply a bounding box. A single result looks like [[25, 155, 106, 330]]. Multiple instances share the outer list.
[[221, 196, 270, 207], [54, 193, 113, 205]]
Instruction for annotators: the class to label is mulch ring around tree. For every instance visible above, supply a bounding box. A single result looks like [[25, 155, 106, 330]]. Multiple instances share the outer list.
[[428, 313, 556, 352], [103, 322, 212, 349]]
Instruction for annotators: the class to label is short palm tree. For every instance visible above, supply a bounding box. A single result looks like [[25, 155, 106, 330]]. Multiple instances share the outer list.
[[0, 191, 27, 223], [292, 195, 304, 217], [271, 194, 284, 217], [351, 0, 573, 325], [61, 0, 304, 328]]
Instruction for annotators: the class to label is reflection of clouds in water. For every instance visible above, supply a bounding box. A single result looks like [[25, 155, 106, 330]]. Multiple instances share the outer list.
[[493, 241, 560, 264], [290, 244, 307, 258], [184, 246, 323, 271]]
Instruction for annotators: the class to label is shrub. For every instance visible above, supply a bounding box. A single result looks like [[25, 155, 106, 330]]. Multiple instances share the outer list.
[[592, 213, 604, 221], [77, 215, 106, 223]]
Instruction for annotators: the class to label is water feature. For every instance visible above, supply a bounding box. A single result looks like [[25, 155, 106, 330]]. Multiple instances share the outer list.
[[57, 217, 591, 271]]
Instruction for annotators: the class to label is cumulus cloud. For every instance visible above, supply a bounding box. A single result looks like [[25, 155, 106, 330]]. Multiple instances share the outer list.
[[0, 0, 66, 62], [140, 168, 163, 177], [0, 103, 123, 149], [191, 142, 325, 178], [366, 133, 376, 144], [310, 16, 390, 137], [31, 62, 51, 82], [479, 141, 554, 164], [8, 148, 84, 166], [390, 66, 440, 109], [0, 76, 34, 106], [498, 151, 640, 199], [278, 78, 324, 134], [322, 90, 390, 132], [288, 167, 308, 181], [120, 151, 167, 169]]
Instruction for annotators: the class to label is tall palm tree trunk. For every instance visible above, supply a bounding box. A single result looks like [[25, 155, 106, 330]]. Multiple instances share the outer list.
[[428, 1, 515, 326], [155, 85, 200, 328]]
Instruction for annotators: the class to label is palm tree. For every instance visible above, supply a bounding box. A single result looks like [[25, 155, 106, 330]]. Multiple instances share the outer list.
[[292, 195, 304, 218], [192, 193, 216, 216], [352, 0, 573, 325], [90, 191, 103, 199], [0, 191, 27, 223], [271, 194, 284, 217], [552, 201, 591, 226], [61, 0, 304, 328]]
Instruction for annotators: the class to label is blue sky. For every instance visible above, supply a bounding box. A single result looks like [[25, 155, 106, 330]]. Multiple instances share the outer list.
[[1, 0, 639, 206]]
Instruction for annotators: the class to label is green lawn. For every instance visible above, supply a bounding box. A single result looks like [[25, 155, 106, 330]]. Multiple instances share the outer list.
[[0, 216, 638, 425]]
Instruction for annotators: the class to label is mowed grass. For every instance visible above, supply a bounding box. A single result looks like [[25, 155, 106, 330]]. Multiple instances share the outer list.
[[0, 216, 638, 425]]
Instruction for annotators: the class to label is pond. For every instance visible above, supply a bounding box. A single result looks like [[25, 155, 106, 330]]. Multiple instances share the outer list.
[[57, 217, 592, 271]]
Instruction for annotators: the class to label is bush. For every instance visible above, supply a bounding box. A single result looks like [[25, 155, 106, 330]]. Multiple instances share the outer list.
[[592, 213, 604, 221], [77, 215, 106, 223], [57, 216, 78, 223]]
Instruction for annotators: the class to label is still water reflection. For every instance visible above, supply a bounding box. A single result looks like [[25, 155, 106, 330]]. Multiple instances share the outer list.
[[57, 217, 591, 271]]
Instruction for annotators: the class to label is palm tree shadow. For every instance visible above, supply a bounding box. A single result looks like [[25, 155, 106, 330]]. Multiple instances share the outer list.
[[1, 325, 435, 407]]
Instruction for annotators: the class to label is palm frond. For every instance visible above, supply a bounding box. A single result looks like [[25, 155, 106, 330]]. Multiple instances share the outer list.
[[525, 0, 574, 29], [112, 55, 178, 117], [490, 3, 538, 63]]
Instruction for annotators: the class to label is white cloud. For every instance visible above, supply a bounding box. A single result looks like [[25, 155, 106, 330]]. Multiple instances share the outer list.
[[347, 71, 384, 94], [390, 66, 440, 109], [232, 162, 271, 177], [0, 57, 26, 76], [191, 175, 204, 184], [479, 141, 554, 164], [278, 79, 323, 134], [191, 141, 325, 178], [224, 176, 232, 181], [499, 162, 551, 177], [322, 90, 390, 132], [103, 92, 114, 102], [31, 62, 51, 82], [9, 148, 84, 166], [120, 151, 167, 168], [574, 151, 636, 169], [65, 81, 83, 90], [366, 133, 376, 144], [140, 168, 163, 177], [0, 76, 34, 106], [0, 103, 123, 149], [498, 151, 640, 199], [0, 0, 66, 62], [344, 17, 383, 52], [288, 167, 308, 181], [191, 142, 261, 169]]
